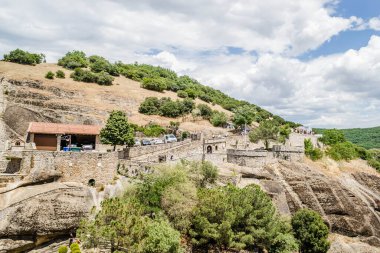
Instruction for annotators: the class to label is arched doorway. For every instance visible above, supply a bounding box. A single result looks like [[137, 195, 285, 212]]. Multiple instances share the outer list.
[[206, 145, 212, 154]]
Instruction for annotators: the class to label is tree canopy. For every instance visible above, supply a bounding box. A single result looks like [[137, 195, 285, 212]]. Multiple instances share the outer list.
[[3, 49, 45, 65], [100, 110, 135, 150], [249, 120, 280, 149], [291, 209, 330, 253]]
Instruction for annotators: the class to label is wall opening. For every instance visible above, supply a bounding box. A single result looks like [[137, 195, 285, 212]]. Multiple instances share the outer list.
[[88, 179, 96, 187], [215, 145, 218, 151], [207, 145, 212, 154]]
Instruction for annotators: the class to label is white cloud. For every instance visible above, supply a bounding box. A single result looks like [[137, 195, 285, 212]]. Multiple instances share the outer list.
[[0, 0, 379, 128], [368, 17, 380, 31]]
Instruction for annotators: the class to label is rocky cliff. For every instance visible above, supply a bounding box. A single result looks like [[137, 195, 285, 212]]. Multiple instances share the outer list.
[[222, 159, 380, 250], [0, 170, 94, 252]]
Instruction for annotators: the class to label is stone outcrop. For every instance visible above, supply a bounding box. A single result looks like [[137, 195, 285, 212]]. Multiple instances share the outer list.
[[231, 160, 380, 249], [0, 169, 94, 252]]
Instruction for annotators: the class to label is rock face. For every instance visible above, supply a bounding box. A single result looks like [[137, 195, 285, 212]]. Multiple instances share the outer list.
[[0, 177, 94, 252], [233, 160, 380, 249]]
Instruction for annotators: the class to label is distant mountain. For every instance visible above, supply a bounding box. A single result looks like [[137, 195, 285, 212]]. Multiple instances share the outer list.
[[314, 126, 380, 149]]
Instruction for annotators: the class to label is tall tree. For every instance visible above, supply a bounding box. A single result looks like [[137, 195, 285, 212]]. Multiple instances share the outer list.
[[100, 110, 135, 150], [249, 120, 279, 150]]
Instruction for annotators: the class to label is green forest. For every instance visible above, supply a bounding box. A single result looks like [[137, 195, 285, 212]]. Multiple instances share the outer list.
[[314, 127, 380, 149]]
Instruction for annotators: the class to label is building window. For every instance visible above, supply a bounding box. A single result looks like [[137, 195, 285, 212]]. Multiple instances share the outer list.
[[207, 145, 212, 154]]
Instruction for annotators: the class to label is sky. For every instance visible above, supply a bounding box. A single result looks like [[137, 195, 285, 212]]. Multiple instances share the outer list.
[[0, 0, 379, 128]]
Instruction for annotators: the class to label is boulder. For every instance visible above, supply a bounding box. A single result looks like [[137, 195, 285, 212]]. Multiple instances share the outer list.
[[0, 182, 94, 252]]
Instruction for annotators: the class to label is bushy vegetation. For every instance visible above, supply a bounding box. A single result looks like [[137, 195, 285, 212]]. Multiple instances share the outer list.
[[292, 209, 330, 253], [100, 110, 135, 150], [319, 129, 346, 146], [58, 51, 88, 69], [141, 77, 167, 92], [196, 104, 213, 119], [70, 68, 114, 85], [177, 90, 188, 98], [45, 71, 54, 79], [315, 129, 380, 170], [139, 97, 194, 118], [57, 245, 68, 253], [70, 243, 81, 253], [327, 141, 359, 161], [210, 111, 228, 127], [88, 55, 119, 76], [304, 139, 323, 161], [131, 123, 166, 137], [315, 127, 380, 149], [56, 70, 65, 78], [3, 49, 45, 65], [114, 63, 283, 124], [78, 161, 303, 252]]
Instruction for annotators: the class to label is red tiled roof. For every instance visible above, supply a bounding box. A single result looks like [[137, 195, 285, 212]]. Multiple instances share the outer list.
[[27, 122, 101, 135]]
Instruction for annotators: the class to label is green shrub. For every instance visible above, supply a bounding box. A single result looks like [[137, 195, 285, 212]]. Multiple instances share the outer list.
[[327, 141, 358, 161], [70, 68, 97, 82], [304, 139, 323, 161], [181, 131, 190, 139], [56, 70, 65, 78], [139, 97, 194, 118], [177, 90, 188, 98], [142, 124, 166, 137], [319, 129, 346, 145], [354, 145, 371, 160], [139, 97, 161, 115], [57, 245, 68, 253], [58, 51, 88, 69], [141, 77, 167, 92], [142, 219, 181, 253], [3, 49, 44, 65], [88, 55, 119, 76], [160, 100, 184, 118], [45, 71, 54, 79], [70, 68, 114, 85], [292, 209, 330, 253], [210, 111, 228, 127], [69, 243, 81, 253], [368, 158, 380, 171], [197, 104, 213, 119], [184, 88, 197, 99], [96, 71, 114, 85]]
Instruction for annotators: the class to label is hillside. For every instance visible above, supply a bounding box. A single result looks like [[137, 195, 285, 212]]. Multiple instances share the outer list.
[[0, 61, 234, 137], [314, 127, 380, 149]]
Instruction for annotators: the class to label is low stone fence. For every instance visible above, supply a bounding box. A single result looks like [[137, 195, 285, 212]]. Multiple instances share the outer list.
[[227, 147, 304, 167]]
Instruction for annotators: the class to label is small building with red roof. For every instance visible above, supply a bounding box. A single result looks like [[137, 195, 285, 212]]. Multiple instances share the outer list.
[[26, 122, 101, 151]]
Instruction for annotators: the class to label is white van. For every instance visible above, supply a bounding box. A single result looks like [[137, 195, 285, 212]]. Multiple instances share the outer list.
[[164, 134, 177, 143]]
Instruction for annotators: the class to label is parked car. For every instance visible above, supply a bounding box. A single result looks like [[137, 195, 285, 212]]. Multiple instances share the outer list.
[[141, 139, 152, 146], [164, 134, 177, 143], [134, 139, 141, 146], [151, 138, 165, 145], [82, 144, 93, 151]]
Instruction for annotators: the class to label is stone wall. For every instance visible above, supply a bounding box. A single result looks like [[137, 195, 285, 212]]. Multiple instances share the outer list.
[[5, 150, 119, 186], [227, 147, 304, 167], [227, 149, 270, 167]]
